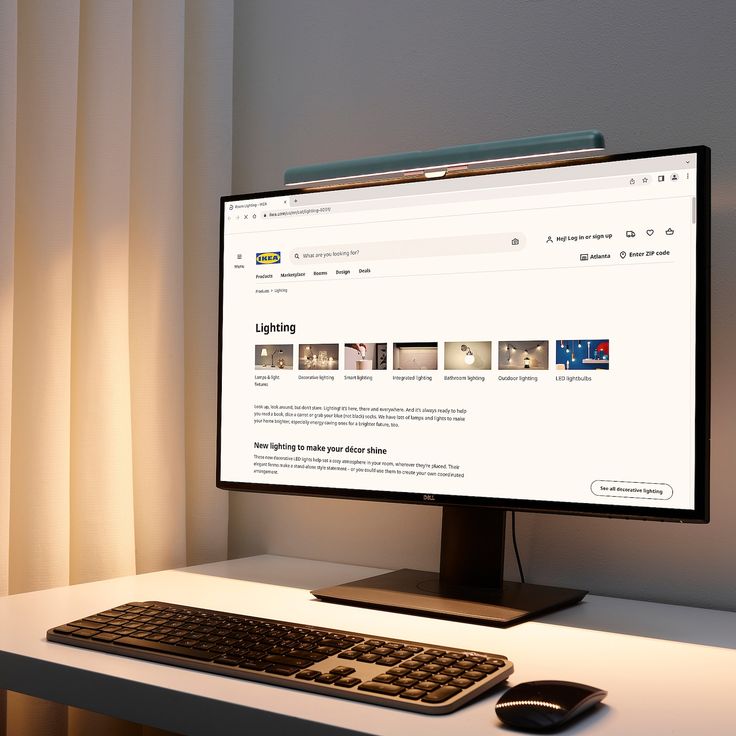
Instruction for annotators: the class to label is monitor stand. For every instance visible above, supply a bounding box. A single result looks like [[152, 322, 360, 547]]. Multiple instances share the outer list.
[[311, 505, 586, 627]]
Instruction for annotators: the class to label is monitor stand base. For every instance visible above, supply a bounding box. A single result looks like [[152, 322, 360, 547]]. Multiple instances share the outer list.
[[312, 568, 586, 627], [312, 506, 586, 627]]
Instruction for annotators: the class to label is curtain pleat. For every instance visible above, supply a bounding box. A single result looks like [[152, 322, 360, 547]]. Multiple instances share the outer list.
[[9, 0, 80, 596], [183, 0, 232, 564], [1, 0, 234, 733], [70, 0, 137, 586], [129, 0, 187, 575], [0, 0, 18, 601]]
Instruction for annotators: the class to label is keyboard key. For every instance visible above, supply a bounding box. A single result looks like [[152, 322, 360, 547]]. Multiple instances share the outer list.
[[295, 669, 320, 680], [53, 625, 78, 634], [376, 656, 401, 666], [421, 685, 462, 703], [429, 674, 452, 685], [357, 653, 380, 663], [414, 681, 439, 692], [319, 639, 343, 648], [313, 646, 339, 656], [337, 651, 359, 660], [449, 677, 474, 689], [315, 673, 340, 684], [266, 665, 299, 676], [372, 674, 396, 683], [334, 677, 361, 688], [463, 670, 486, 681], [71, 629, 97, 638], [238, 659, 268, 671], [387, 667, 411, 677], [70, 619, 106, 630], [329, 666, 356, 677], [92, 633, 121, 642], [425, 649, 446, 656], [399, 688, 425, 700], [476, 663, 499, 674], [263, 654, 312, 669], [358, 681, 404, 696]]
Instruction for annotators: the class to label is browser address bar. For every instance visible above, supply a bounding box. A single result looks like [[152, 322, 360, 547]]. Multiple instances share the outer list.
[[291, 233, 524, 264]]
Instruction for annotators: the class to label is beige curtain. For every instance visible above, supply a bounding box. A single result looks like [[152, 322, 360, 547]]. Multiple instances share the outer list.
[[0, 1, 233, 733]]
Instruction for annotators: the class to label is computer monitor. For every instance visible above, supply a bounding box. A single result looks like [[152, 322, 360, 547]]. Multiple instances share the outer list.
[[218, 146, 710, 626]]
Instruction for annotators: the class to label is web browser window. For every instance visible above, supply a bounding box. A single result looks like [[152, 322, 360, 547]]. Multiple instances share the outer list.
[[220, 152, 700, 511]]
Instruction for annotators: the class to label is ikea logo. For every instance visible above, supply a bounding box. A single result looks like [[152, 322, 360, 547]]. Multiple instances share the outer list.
[[255, 251, 281, 265]]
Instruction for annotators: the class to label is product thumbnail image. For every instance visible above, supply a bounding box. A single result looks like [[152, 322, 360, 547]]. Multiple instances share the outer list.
[[393, 342, 438, 370], [255, 344, 293, 370], [344, 343, 388, 370], [555, 339, 610, 370], [299, 343, 339, 370], [444, 341, 492, 370], [499, 341, 548, 370]]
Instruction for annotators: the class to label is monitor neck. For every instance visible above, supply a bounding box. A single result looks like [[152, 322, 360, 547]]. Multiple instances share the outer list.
[[440, 505, 505, 591]]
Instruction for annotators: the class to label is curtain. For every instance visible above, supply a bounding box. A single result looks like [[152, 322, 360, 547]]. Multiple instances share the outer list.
[[0, 1, 233, 733]]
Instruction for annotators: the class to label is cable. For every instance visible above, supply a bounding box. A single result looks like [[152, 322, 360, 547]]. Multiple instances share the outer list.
[[511, 511, 525, 583]]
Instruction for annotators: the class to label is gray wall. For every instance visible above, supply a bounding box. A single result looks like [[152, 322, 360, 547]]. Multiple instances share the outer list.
[[229, 0, 736, 610]]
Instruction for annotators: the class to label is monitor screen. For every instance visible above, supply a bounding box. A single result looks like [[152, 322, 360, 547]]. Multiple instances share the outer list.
[[218, 147, 709, 523]]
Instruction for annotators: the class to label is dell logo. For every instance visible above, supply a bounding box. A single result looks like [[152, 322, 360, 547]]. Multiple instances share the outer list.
[[423, 494, 436, 502]]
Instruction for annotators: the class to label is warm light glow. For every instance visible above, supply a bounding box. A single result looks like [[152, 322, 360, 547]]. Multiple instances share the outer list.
[[460, 344, 475, 365]]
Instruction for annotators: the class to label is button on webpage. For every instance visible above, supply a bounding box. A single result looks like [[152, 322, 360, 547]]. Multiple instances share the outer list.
[[591, 480, 673, 500]]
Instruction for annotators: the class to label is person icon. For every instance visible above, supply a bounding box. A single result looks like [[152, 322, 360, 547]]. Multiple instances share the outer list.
[[546, 236, 553, 244]]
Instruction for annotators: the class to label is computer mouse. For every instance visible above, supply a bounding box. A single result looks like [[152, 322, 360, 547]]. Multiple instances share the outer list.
[[495, 680, 607, 731]]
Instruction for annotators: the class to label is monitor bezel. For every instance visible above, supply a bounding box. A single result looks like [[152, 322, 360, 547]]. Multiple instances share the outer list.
[[217, 145, 710, 523]]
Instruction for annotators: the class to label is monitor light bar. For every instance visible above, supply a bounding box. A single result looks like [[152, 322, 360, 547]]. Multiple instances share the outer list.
[[284, 130, 605, 188]]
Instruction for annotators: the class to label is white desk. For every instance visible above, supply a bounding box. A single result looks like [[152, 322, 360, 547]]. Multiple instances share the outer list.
[[1, 555, 735, 735]]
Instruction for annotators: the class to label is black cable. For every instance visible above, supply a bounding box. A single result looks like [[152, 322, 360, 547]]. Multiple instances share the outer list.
[[511, 511, 525, 583]]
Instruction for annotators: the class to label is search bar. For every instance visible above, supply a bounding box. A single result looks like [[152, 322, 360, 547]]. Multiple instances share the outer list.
[[291, 233, 524, 264]]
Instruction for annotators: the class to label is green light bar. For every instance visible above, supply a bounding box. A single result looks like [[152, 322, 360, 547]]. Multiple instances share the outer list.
[[284, 130, 605, 188]]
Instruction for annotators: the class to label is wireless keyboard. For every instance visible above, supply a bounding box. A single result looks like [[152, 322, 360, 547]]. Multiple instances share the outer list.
[[47, 601, 513, 714]]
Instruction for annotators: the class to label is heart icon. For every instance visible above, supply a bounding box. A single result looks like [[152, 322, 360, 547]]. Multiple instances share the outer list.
[[646, 229, 654, 236]]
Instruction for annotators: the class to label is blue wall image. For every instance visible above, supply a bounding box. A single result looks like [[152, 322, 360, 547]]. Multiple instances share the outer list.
[[555, 339, 609, 370]]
